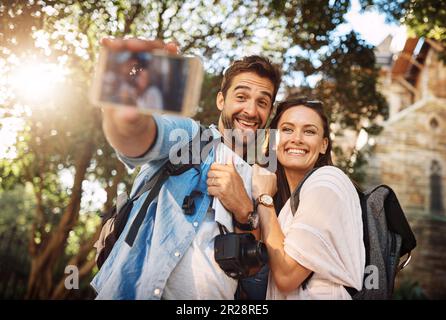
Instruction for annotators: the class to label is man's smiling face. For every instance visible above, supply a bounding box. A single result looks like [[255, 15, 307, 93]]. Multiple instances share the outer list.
[[217, 72, 274, 147]]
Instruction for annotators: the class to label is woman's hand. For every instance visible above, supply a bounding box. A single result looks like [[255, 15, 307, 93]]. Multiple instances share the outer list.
[[252, 164, 277, 199]]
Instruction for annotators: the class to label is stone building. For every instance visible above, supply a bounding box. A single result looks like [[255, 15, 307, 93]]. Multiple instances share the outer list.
[[366, 36, 446, 298]]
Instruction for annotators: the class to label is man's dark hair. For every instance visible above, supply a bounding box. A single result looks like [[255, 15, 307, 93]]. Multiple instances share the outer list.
[[220, 55, 282, 104]]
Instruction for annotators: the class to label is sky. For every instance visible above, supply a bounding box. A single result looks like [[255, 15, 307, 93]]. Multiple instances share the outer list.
[[343, 0, 407, 51]]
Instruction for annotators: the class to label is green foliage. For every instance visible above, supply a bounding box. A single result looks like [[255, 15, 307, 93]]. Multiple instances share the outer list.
[[289, 30, 388, 181], [294, 32, 388, 133], [0, 185, 35, 299], [393, 279, 428, 300], [278, 0, 350, 51], [194, 72, 223, 126], [333, 145, 369, 185], [0, 184, 35, 233], [368, 0, 446, 60]]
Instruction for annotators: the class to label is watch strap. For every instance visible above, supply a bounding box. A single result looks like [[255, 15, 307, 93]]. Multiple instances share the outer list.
[[233, 212, 255, 231]]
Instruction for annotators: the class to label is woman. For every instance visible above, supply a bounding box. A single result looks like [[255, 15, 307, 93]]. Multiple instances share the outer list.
[[252, 97, 365, 299], [135, 68, 164, 110]]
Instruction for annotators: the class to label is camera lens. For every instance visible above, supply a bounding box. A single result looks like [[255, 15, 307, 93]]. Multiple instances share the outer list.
[[214, 233, 269, 279], [243, 240, 268, 268]]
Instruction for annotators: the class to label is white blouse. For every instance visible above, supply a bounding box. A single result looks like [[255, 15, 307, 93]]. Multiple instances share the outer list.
[[266, 166, 365, 300]]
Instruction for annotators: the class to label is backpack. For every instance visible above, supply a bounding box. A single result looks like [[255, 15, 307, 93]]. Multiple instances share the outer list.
[[94, 124, 215, 269], [290, 166, 417, 299]]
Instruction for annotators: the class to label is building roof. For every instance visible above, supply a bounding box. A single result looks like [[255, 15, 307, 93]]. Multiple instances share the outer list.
[[391, 38, 420, 77]]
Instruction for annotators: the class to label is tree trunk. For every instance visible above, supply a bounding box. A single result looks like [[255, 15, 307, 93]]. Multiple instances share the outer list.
[[25, 140, 94, 299], [49, 161, 125, 299], [26, 258, 53, 299], [50, 227, 101, 300]]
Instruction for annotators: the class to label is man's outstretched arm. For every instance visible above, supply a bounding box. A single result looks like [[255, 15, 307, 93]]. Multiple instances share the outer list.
[[102, 105, 157, 158]]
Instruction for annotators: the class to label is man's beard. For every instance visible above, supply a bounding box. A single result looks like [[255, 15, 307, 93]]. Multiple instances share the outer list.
[[221, 108, 234, 130], [220, 108, 262, 154]]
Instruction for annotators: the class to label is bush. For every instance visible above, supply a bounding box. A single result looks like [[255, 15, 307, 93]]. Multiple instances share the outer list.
[[393, 279, 428, 300]]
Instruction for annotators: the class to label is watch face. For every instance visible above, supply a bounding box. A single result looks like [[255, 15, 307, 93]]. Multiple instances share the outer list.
[[260, 194, 274, 206]]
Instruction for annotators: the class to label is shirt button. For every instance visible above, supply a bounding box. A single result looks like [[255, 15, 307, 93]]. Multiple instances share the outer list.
[[174, 251, 180, 257], [154, 288, 161, 296], [193, 221, 199, 227]]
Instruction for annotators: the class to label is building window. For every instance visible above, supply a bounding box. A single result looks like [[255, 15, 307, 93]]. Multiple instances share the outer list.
[[430, 160, 444, 215], [429, 117, 439, 130]]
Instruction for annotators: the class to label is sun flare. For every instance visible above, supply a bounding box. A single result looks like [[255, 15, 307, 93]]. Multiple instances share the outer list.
[[9, 61, 68, 103]]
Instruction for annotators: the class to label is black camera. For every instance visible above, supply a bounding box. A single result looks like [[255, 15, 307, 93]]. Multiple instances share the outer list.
[[214, 232, 268, 279]]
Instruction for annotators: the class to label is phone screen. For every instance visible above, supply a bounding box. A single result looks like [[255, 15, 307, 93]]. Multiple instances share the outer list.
[[98, 50, 195, 113]]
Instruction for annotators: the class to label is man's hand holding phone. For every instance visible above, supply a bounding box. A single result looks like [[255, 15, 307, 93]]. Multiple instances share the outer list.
[[98, 38, 178, 158]]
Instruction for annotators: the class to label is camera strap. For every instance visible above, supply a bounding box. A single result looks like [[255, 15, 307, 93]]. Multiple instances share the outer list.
[[217, 221, 230, 236]]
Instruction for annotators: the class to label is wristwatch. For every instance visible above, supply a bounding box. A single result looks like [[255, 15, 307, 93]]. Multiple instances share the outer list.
[[233, 210, 259, 231], [255, 194, 274, 209], [233, 194, 273, 231]]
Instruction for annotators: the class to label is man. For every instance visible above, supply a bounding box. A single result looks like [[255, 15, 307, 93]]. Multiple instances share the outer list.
[[92, 38, 281, 299]]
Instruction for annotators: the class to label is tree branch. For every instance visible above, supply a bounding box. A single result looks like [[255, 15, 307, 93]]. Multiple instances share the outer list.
[[34, 139, 94, 273], [123, 3, 142, 35], [156, 0, 168, 40], [181, 0, 249, 53], [50, 159, 126, 299], [104, 161, 126, 211], [28, 177, 45, 257], [50, 226, 100, 299]]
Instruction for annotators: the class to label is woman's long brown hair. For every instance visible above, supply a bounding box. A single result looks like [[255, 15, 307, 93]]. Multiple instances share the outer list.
[[269, 97, 334, 214]]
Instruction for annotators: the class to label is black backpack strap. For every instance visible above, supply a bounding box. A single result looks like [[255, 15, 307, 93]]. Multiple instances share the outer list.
[[289, 167, 322, 289], [301, 272, 314, 290], [124, 123, 215, 247], [345, 286, 358, 297], [290, 167, 321, 215], [124, 159, 202, 247], [381, 185, 417, 256], [124, 165, 171, 246], [133, 162, 170, 199], [355, 188, 370, 267]]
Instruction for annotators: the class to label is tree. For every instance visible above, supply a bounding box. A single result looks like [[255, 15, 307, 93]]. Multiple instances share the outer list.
[[0, 185, 34, 299], [0, 0, 388, 298], [1, 1, 138, 299], [364, 0, 446, 59]]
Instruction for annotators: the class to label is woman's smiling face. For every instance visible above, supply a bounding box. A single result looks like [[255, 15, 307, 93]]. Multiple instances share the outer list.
[[276, 105, 328, 174]]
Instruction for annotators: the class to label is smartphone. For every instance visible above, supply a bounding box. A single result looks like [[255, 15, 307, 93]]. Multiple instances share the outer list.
[[91, 47, 204, 116]]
